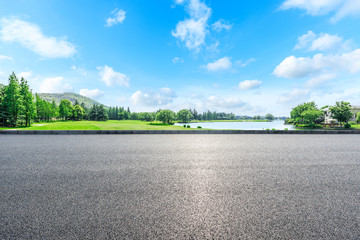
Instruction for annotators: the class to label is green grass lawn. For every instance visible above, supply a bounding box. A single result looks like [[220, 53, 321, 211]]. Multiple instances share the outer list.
[[0, 120, 198, 130]]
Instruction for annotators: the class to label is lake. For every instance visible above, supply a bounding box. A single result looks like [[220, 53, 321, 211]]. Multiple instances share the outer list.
[[175, 120, 295, 130]]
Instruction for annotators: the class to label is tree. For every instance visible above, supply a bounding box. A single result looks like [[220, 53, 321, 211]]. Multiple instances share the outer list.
[[73, 105, 85, 121], [19, 77, 35, 126], [3, 72, 22, 126], [177, 109, 193, 123], [290, 102, 317, 124], [301, 109, 322, 128], [330, 101, 353, 126], [156, 109, 175, 124], [356, 112, 360, 124], [59, 99, 73, 120], [265, 114, 274, 121], [88, 105, 108, 121]]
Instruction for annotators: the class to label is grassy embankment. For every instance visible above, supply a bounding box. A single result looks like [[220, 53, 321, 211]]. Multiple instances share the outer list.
[[0, 120, 198, 130]]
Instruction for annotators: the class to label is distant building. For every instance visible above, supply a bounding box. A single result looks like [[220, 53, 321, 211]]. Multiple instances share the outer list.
[[323, 106, 360, 124]]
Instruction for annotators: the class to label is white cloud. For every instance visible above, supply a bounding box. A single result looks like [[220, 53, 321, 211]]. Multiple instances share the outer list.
[[238, 80, 262, 90], [280, 0, 360, 22], [0, 18, 76, 58], [304, 73, 336, 88], [17, 72, 31, 79], [130, 88, 177, 106], [79, 89, 104, 99], [39, 77, 73, 93], [235, 58, 256, 68], [105, 9, 126, 27], [206, 57, 232, 71], [172, 57, 184, 63], [212, 19, 232, 32], [98, 65, 129, 87], [0, 55, 12, 61], [274, 49, 360, 79], [277, 88, 311, 104], [207, 96, 247, 109], [295, 31, 351, 52], [172, 0, 212, 50]]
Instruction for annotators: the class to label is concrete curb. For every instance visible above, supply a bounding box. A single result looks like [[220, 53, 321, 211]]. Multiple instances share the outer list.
[[1, 130, 360, 134]]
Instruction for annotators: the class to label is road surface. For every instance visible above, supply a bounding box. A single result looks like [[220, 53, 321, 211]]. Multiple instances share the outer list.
[[0, 135, 359, 239]]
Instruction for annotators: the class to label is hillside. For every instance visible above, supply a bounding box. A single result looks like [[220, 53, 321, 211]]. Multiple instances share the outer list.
[[37, 92, 105, 109]]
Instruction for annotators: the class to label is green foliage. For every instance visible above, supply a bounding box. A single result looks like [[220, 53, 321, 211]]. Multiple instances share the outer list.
[[356, 112, 360, 124], [156, 109, 175, 124], [344, 123, 351, 128], [187, 125, 190, 128], [183, 124, 186, 128], [284, 128, 288, 130], [290, 102, 318, 124], [73, 105, 85, 121], [59, 99, 73, 120], [177, 109, 193, 123], [88, 105, 108, 121], [19, 77, 35, 126], [3, 72, 22, 126], [265, 113, 274, 121], [197, 126, 202, 128], [330, 101, 353, 126], [301, 109, 323, 128]]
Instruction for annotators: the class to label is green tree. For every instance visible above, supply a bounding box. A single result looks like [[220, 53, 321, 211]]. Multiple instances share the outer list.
[[19, 77, 35, 126], [177, 109, 193, 123], [0, 84, 7, 126], [356, 112, 360, 124], [73, 105, 85, 121], [89, 105, 108, 121], [265, 114, 275, 121], [290, 102, 317, 124], [301, 109, 323, 128], [330, 101, 353, 126], [156, 109, 175, 124], [3, 72, 22, 126], [59, 99, 73, 120]]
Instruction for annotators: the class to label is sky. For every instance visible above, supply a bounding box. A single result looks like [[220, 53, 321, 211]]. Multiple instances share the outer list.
[[0, 0, 360, 116]]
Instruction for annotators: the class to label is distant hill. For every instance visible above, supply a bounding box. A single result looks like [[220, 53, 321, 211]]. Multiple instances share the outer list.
[[37, 92, 105, 109]]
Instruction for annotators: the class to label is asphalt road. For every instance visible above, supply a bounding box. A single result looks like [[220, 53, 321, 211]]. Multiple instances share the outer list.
[[0, 135, 359, 239]]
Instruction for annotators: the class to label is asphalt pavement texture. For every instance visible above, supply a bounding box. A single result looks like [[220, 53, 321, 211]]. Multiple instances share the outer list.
[[0, 135, 359, 239]]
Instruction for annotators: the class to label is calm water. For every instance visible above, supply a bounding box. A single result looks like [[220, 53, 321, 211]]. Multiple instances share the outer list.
[[175, 120, 295, 130]]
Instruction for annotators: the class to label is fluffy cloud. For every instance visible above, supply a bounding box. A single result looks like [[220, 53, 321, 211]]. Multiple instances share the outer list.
[[39, 77, 73, 93], [274, 49, 360, 79], [207, 96, 247, 109], [0, 18, 76, 58], [0, 55, 12, 61], [130, 88, 177, 106], [172, 57, 184, 63], [79, 89, 104, 99], [295, 31, 351, 52], [280, 0, 360, 22], [238, 80, 262, 90], [98, 65, 129, 87], [105, 9, 126, 27], [172, 0, 212, 50], [17, 72, 31, 79], [206, 57, 232, 71], [212, 19, 232, 32]]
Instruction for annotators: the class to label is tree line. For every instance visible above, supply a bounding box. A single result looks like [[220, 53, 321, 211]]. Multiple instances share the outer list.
[[0, 73, 108, 127]]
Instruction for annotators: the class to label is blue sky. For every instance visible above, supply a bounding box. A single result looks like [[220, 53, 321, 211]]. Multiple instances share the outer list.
[[1, 0, 360, 116]]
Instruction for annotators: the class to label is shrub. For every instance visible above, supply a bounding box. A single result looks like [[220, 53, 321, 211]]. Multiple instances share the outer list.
[[197, 126, 202, 129], [265, 129, 270, 130], [284, 128, 288, 131], [271, 128, 276, 130], [183, 124, 186, 128], [344, 123, 351, 128], [187, 125, 190, 128]]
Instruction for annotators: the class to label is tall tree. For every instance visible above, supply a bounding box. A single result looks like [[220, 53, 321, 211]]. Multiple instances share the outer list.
[[3, 72, 22, 126], [330, 101, 353, 126], [59, 99, 73, 120], [156, 109, 175, 124], [177, 109, 193, 123], [19, 77, 35, 126]]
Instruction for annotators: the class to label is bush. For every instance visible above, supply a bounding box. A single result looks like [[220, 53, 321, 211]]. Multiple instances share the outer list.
[[265, 129, 270, 130], [344, 123, 351, 128], [183, 124, 186, 128], [284, 128, 288, 131], [187, 125, 190, 128], [197, 126, 202, 129], [271, 128, 276, 130]]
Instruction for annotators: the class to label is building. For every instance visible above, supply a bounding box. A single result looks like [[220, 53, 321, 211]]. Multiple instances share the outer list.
[[323, 106, 360, 124]]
